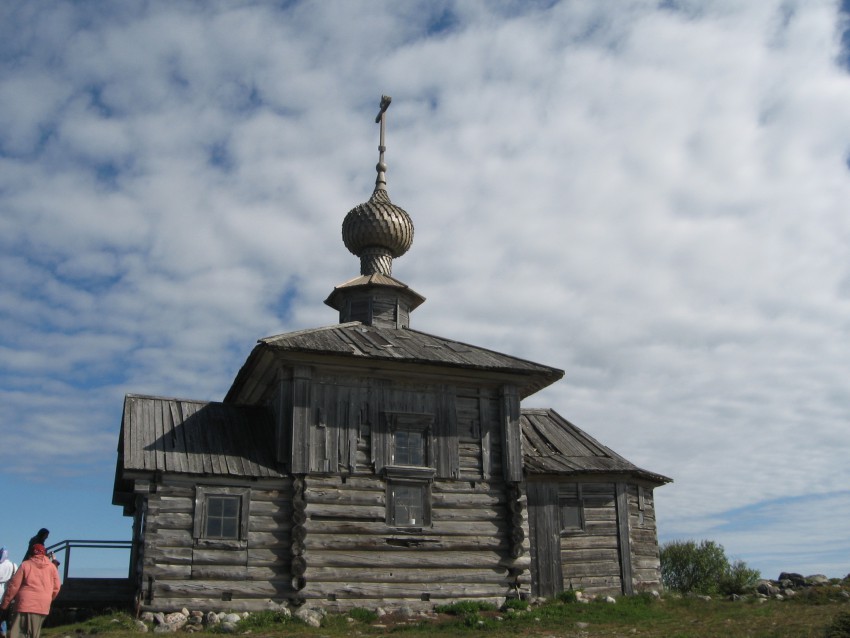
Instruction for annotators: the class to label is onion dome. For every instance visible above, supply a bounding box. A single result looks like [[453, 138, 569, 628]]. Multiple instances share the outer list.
[[326, 95, 425, 329], [342, 188, 413, 276]]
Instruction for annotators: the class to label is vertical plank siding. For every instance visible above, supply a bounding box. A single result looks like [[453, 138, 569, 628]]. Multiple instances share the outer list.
[[627, 485, 664, 591]]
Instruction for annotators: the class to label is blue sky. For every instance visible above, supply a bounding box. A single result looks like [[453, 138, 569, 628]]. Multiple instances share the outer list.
[[2, 0, 850, 580]]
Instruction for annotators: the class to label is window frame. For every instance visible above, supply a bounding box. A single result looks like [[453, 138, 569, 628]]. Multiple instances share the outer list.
[[193, 486, 250, 547], [558, 484, 586, 535]]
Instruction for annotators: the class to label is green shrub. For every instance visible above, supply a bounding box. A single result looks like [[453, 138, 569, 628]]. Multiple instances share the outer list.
[[434, 600, 497, 615], [348, 607, 378, 623], [719, 559, 761, 595], [824, 611, 850, 638], [502, 597, 529, 611], [234, 610, 293, 630], [660, 539, 760, 595], [557, 589, 580, 603]]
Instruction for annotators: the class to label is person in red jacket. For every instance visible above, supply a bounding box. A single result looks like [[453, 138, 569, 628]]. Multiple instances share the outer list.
[[0, 545, 60, 638]]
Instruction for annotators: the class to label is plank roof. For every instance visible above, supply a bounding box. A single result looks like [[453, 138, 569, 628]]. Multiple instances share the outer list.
[[116, 394, 284, 480], [227, 322, 564, 401], [521, 408, 671, 484]]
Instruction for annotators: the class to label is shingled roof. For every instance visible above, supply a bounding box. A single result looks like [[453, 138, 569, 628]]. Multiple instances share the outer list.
[[226, 322, 564, 401], [113, 394, 282, 509], [521, 408, 671, 484]]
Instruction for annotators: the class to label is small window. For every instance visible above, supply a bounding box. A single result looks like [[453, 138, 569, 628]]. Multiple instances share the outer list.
[[194, 486, 250, 543], [206, 495, 241, 539], [559, 498, 584, 532], [558, 484, 585, 533], [387, 480, 431, 527], [394, 429, 426, 466]]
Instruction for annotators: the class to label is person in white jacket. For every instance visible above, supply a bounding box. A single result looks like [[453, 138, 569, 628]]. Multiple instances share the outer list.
[[0, 548, 17, 638]]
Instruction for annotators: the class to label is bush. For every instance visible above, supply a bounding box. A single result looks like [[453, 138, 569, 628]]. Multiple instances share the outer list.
[[824, 611, 850, 638], [660, 539, 760, 596], [719, 559, 761, 595], [434, 600, 497, 615]]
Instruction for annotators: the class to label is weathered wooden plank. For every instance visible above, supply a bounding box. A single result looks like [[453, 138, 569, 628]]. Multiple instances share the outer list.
[[304, 534, 508, 552], [499, 385, 523, 482], [246, 531, 290, 548], [154, 579, 293, 598], [303, 566, 510, 584], [306, 550, 505, 569], [146, 546, 192, 565], [301, 580, 511, 599], [527, 481, 562, 598]]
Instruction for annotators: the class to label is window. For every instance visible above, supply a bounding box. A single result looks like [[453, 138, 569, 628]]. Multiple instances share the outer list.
[[205, 495, 241, 539], [559, 499, 584, 532], [558, 484, 585, 533], [194, 486, 250, 544], [383, 413, 435, 528], [388, 481, 430, 527], [393, 428, 426, 466]]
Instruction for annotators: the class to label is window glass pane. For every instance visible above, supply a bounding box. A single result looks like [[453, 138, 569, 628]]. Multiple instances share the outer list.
[[206, 495, 241, 539], [395, 430, 425, 466], [392, 484, 425, 526], [559, 499, 582, 532]]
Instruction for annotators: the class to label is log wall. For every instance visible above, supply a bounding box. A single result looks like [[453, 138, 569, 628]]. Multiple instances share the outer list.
[[137, 477, 294, 612]]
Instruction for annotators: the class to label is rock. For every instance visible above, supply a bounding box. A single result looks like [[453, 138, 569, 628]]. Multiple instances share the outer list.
[[806, 574, 829, 585], [294, 608, 323, 628], [697, 595, 712, 602], [375, 607, 387, 617], [181, 608, 190, 617], [398, 605, 414, 618], [778, 572, 805, 587], [728, 594, 742, 602], [152, 613, 166, 626], [222, 613, 241, 625], [134, 620, 149, 632], [757, 582, 778, 596], [604, 596, 616, 604], [204, 612, 219, 626], [219, 622, 238, 633], [163, 612, 188, 631], [140, 613, 156, 623], [576, 622, 590, 629]]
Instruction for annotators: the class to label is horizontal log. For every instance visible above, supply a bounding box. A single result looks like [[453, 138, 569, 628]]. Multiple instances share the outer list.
[[305, 550, 504, 569], [146, 529, 193, 548], [305, 487, 386, 506], [191, 549, 248, 566], [302, 580, 513, 599], [559, 536, 620, 550], [146, 564, 191, 579], [247, 548, 290, 566], [249, 517, 294, 533], [148, 496, 193, 513], [147, 547, 192, 565], [306, 502, 384, 520], [148, 512, 193, 531], [247, 531, 291, 547], [249, 500, 293, 516], [561, 548, 620, 562], [303, 566, 510, 584], [154, 579, 294, 598], [191, 565, 249, 579], [140, 598, 290, 614], [304, 533, 508, 552], [563, 562, 622, 578]]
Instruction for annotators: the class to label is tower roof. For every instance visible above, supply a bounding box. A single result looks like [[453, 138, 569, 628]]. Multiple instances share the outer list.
[[330, 95, 423, 328]]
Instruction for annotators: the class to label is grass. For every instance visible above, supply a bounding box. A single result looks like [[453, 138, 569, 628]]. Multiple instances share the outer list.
[[42, 594, 850, 638]]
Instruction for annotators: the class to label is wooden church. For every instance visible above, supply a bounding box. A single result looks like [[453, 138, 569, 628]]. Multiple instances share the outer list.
[[112, 97, 671, 612]]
